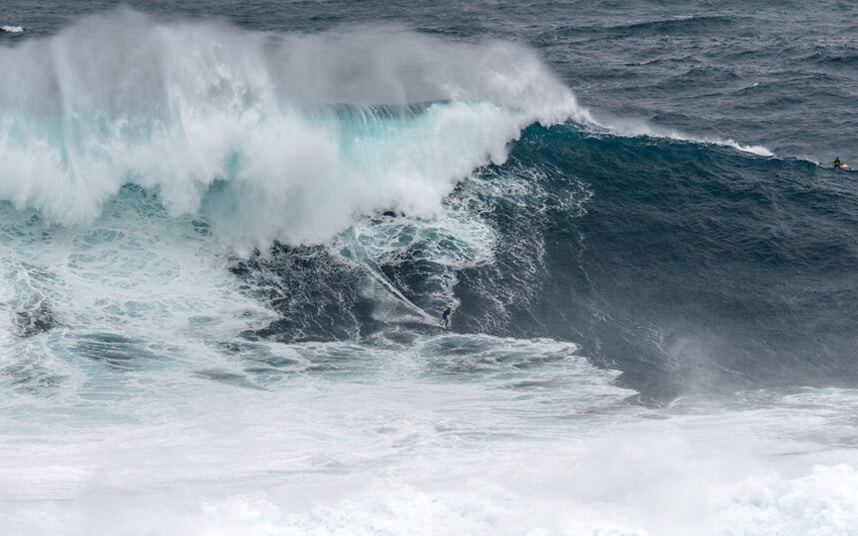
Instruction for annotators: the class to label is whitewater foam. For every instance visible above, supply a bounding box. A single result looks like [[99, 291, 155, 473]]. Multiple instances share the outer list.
[[0, 11, 588, 251], [3, 379, 858, 536], [0, 188, 277, 403], [1, 25, 23, 34], [2, 186, 856, 535], [586, 115, 775, 157]]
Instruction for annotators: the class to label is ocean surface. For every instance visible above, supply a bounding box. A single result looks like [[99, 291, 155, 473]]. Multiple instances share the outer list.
[[2, 1, 858, 534]]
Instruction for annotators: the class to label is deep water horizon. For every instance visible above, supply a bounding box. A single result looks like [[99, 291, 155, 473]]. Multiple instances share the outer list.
[[2, 2, 858, 535]]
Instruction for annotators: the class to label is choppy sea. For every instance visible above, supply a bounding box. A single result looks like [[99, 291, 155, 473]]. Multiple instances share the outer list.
[[2, 1, 858, 534]]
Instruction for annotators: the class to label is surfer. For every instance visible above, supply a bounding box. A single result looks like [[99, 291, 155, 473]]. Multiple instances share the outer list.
[[440, 306, 452, 330], [833, 157, 849, 170]]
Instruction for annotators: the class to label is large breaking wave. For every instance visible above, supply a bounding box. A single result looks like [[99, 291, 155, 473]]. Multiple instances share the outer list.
[[0, 10, 589, 249], [3, 8, 858, 536]]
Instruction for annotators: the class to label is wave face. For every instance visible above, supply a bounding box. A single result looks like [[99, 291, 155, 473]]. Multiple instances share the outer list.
[[3, 5, 858, 536], [232, 125, 858, 398], [467, 127, 858, 396]]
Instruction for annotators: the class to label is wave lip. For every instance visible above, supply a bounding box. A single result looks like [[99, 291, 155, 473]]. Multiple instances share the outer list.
[[1, 25, 23, 33], [586, 115, 775, 156]]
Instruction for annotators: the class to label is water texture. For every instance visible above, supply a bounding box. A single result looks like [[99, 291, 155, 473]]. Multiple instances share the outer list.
[[1, 2, 857, 535]]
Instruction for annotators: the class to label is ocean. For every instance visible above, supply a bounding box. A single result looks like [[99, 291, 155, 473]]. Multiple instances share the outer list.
[[2, 1, 858, 534]]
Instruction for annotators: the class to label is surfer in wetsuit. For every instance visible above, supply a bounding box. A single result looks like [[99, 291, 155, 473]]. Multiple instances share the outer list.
[[441, 306, 451, 330], [834, 157, 843, 169]]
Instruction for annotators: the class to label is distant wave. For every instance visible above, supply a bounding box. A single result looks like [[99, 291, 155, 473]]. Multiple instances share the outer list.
[[1, 25, 24, 34], [611, 14, 736, 33], [572, 15, 738, 36]]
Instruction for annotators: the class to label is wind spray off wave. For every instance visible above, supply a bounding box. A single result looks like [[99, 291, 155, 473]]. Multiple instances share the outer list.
[[0, 10, 588, 250]]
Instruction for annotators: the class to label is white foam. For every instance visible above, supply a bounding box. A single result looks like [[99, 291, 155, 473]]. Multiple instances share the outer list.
[[0, 11, 585, 252], [586, 115, 775, 156], [2, 381, 858, 535], [716, 464, 858, 535], [0, 192, 277, 407], [1, 215, 856, 536], [1, 25, 23, 34]]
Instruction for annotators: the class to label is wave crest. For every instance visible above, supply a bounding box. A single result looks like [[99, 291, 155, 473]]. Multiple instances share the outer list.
[[0, 10, 584, 249]]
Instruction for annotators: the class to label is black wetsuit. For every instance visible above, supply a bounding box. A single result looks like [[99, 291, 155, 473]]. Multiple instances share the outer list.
[[441, 307, 451, 328]]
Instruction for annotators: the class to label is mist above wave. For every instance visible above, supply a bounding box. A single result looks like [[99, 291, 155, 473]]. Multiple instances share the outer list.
[[0, 10, 585, 250]]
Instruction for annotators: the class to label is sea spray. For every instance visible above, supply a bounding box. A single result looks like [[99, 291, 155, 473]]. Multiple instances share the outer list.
[[0, 11, 585, 250]]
